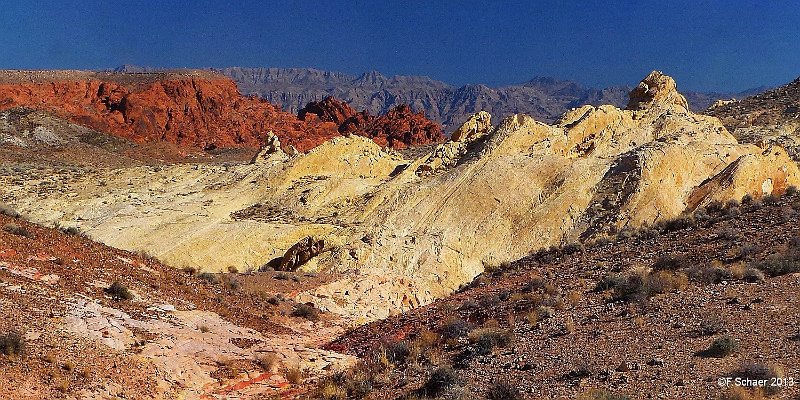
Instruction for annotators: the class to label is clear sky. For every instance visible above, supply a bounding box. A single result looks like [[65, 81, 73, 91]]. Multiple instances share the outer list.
[[1, 1, 798, 92]]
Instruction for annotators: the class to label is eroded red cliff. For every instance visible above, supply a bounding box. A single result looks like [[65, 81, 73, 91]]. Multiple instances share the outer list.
[[0, 71, 443, 152]]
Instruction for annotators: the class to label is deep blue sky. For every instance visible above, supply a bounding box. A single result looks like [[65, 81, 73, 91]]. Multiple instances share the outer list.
[[1, 1, 798, 92]]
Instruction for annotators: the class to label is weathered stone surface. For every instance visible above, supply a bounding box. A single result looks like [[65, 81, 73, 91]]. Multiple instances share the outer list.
[[5, 71, 798, 324], [450, 110, 492, 142], [279, 236, 325, 271]]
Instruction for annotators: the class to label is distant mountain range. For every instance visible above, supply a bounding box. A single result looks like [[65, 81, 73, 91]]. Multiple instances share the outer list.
[[114, 65, 768, 129]]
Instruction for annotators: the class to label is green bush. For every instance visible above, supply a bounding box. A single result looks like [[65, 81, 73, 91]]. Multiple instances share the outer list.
[[706, 335, 739, 358]]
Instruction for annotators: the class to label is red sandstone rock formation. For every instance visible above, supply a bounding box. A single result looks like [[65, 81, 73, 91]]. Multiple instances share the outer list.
[[301, 97, 445, 148], [0, 71, 443, 153]]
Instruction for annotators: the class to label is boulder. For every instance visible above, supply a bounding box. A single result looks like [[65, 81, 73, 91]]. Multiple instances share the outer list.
[[279, 237, 325, 272]]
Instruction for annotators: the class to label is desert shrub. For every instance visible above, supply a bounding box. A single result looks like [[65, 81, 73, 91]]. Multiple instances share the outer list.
[[198, 272, 219, 284], [105, 281, 133, 300], [787, 185, 798, 196], [274, 272, 290, 280], [486, 381, 521, 400], [384, 340, 411, 365], [2, 223, 32, 238], [535, 305, 555, 319], [704, 335, 739, 358], [256, 353, 279, 372], [479, 294, 502, 308], [0, 332, 24, 356], [422, 366, 460, 397], [706, 200, 726, 214], [763, 194, 779, 205], [61, 226, 81, 235], [726, 206, 742, 217], [291, 303, 319, 321], [688, 261, 735, 284], [741, 193, 754, 205], [285, 366, 305, 384], [562, 242, 583, 254], [752, 248, 800, 276], [646, 270, 688, 294], [742, 267, 765, 283], [719, 387, 767, 400], [658, 214, 695, 232], [733, 362, 785, 395], [0, 203, 20, 218], [315, 381, 348, 400], [738, 244, 760, 260], [468, 327, 513, 355], [699, 316, 724, 336], [577, 389, 630, 400], [594, 273, 625, 292], [719, 228, 742, 241], [221, 274, 241, 291], [610, 269, 649, 301], [652, 253, 687, 271], [199, 325, 210, 333], [440, 318, 473, 339]]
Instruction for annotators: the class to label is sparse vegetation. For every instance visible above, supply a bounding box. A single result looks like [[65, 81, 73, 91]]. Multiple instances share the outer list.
[[3, 222, 33, 238], [0, 203, 20, 218], [285, 365, 305, 384], [440, 317, 473, 339], [291, 303, 319, 321], [486, 381, 521, 400], [577, 389, 631, 400], [422, 365, 459, 397], [105, 281, 133, 300], [0, 331, 24, 356], [467, 325, 513, 355], [702, 335, 739, 358]]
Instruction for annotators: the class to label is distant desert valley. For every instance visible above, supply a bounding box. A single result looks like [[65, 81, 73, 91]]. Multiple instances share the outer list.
[[1, 66, 800, 400]]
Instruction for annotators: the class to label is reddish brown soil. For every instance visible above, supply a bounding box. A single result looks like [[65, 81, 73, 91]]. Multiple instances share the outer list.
[[328, 197, 800, 399]]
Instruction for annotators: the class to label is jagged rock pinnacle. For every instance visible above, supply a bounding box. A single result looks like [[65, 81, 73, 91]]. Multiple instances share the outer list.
[[626, 70, 689, 112]]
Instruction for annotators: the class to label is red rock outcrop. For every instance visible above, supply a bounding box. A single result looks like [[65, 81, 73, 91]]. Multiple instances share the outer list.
[[301, 97, 445, 148], [0, 71, 443, 153], [298, 96, 357, 125]]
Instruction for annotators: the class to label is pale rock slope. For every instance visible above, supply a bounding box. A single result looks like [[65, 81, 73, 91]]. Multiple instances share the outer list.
[[3, 71, 797, 323]]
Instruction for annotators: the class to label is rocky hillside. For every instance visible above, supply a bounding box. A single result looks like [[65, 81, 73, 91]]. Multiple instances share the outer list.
[[0, 70, 443, 153], [3, 71, 796, 327], [0, 209, 354, 399], [208, 66, 763, 128], [708, 76, 800, 159], [326, 191, 800, 399]]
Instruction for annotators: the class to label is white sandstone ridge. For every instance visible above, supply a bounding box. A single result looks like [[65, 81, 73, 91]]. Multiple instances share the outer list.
[[3, 71, 798, 323]]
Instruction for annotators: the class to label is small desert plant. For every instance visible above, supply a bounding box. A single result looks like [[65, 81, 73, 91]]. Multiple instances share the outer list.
[[422, 365, 460, 397], [733, 362, 785, 395], [652, 253, 687, 271], [787, 185, 798, 196], [742, 267, 765, 283], [763, 194, 779, 205], [468, 326, 513, 355], [285, 366, 305, 384], [384, 340, 411, 365], [198, 325, 210, 333], [440, 318, 473, 339], [658, 214, 695, 232], [0, 203, 20, 218], [2, 223, 32, 238], [198, 272, 219, 284], [105, 281, 133, 300], [704, 335, 739, 358], [0, 332, 24, 356], [291, 303, 319, 321], [647, 270, 688, 294], [741, 193, 754, 204], [577, 389, 631, 400], [486, 381, 521, 400], [256, 353, 280, 372]]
